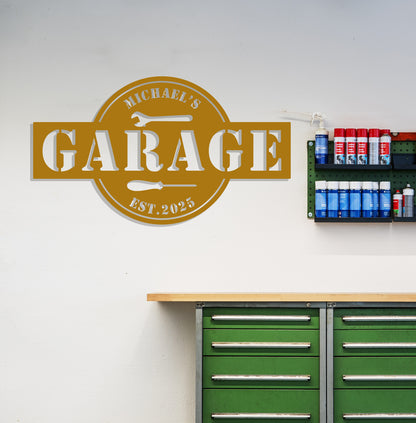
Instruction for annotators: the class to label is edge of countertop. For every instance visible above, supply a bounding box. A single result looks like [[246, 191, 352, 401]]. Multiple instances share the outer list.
[[147, 292, 416, 302]]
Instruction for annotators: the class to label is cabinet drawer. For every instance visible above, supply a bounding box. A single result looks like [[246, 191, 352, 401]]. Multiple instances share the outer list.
[[334, 309, 416, 330], [204, 389, 319, 423], [334, 390, 416, 423], [204, 357, 319, 389], [334, 330, 416, 356], [204, 329, 319, 356], [204, 308, 319, 330], [334, 357, 416, 389]]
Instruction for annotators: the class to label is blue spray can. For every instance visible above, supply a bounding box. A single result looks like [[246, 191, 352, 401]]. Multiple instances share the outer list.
[[362, 181, 374, 218], [350, 181, 361, 218], [339, 181, 349, 217], [315, 180, 327, 218], [327, 181, 339, 218], [379, 181, 391, 218], [372, 181, 379, 217]]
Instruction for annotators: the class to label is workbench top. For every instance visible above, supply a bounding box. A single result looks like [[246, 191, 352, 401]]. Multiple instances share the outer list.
[[147, 293, 416, 302]]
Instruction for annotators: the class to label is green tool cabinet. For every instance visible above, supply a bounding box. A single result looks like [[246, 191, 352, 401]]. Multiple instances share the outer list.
[[332, 306, 416, 423], [198, 303, 326, 423], [193, 300, 416, 423]]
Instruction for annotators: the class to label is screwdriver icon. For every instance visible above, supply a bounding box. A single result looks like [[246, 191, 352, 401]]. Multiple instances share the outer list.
[[127, 180, 197, 192]]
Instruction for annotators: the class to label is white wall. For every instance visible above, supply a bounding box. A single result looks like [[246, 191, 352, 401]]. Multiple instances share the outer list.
[[2, 0, 416, 422]]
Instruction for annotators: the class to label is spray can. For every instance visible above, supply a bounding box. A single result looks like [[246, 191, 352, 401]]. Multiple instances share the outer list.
[[339, 181, 349, 217], [357, 128, 368, 165], [362, 181, 374, 218], [372, 181, 379, 217], [393, 190, 403, 217], [379, 181, 391, 218], [334, 128, 346, 164], [346, 128, 357, 165], [403, 184, 414, 217], [350, 181, 361, 218], [315, 180, 327, 218], [369, 128, 380, 165], [379, 129, 391, 165], [327, 181, 339, 218]]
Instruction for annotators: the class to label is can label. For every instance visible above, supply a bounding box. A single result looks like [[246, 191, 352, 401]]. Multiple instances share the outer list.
[[315, 134, 328, 164], [393, 198, 403, 217], [350, 192, 361, 210], [373, 191, 379, 217], [328, 192, 338, 211], [362, 191, 373, 211], [346, 139, 357, 164], [380, 191, 391, 217], [403, 195, 414, 217], [379, 140, 391, 165], [357, 140, 368, 165], [315, 190, 327, 217], [380, 192, 390, 210], [334, 138, 346, 164], [339, 190, 349, 211], [369, 138, 379, 165]]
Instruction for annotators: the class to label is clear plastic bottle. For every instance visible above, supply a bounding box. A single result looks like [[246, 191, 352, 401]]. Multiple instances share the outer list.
[[315, 128, 329, 164]]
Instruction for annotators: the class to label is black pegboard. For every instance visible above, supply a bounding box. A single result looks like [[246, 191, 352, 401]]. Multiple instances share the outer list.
[[307, 140, 416, 219]]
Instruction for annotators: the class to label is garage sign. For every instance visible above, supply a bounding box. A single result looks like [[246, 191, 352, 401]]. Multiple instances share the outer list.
[[32, 77, 290, 225]]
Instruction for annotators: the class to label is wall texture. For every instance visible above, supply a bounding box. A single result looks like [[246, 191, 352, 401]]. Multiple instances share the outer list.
[[2, 0, 416, 422]]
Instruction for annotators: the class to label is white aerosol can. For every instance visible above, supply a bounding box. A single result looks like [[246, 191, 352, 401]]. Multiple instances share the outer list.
[[393, 190, 403, 217], [403, 184, 414, 217]]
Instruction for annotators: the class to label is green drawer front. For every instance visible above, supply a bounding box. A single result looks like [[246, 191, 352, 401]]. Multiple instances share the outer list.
[[334, 309, 416, 330], [204, 356, 319, 389], [334, 330, 416, 356], [334, 390, 416, 423], [204, 329, 319, 356], [203, 308, 319, 329], [334, 357, 416, 389], [204, 389, 319, 423]]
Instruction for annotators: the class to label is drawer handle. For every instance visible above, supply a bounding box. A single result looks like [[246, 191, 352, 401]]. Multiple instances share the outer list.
[[343, 316, 416, 322], [212, 342, 311, 349], [343, 414, 416, 420], [212, 374, 311, 381], [212, 413, 311, 419], [212, 315, 311, 322], [343, 375, 416, 381], [343, 343, 416, 349]]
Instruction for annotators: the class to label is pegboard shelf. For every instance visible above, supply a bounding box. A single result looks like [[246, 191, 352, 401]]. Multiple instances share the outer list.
[[393, 217, 416, 222], [392, 154, 416, 170], [315, 217, 391, 223], [307, 138, 416, 221], [315, 164, 391, 170]]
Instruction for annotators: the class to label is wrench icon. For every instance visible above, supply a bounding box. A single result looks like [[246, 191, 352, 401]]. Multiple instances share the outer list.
[[131, 111, 193, 128]]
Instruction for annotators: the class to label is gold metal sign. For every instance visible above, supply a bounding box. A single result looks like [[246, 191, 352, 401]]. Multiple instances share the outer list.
[[32, 77, 290, 225]]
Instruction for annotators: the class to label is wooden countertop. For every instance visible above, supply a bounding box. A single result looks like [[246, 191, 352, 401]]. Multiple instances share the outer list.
[[147, 293, 416, 302]]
